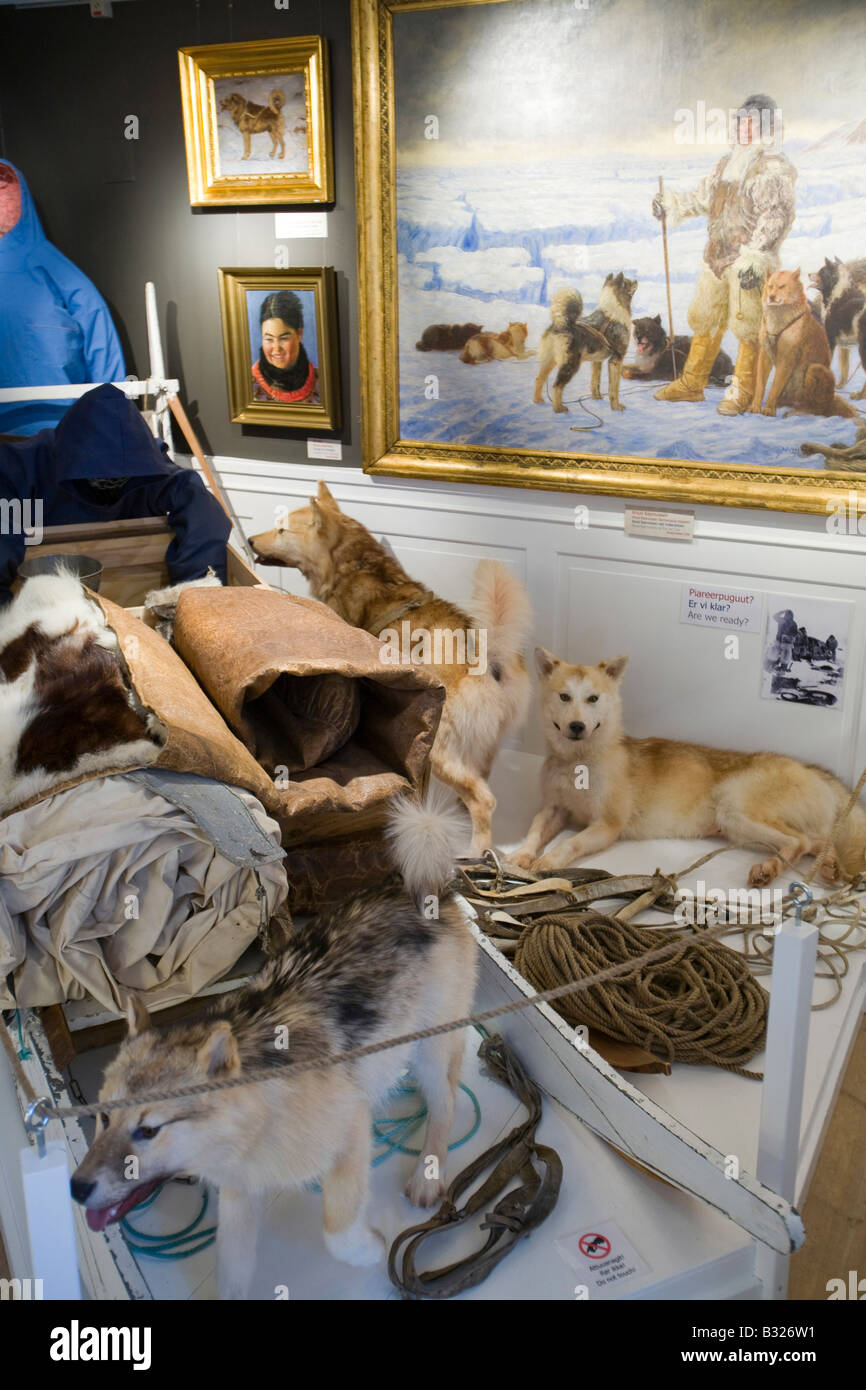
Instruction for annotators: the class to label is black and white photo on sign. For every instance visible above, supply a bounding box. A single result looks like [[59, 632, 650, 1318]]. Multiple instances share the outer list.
[[761, 596, 850, 707]]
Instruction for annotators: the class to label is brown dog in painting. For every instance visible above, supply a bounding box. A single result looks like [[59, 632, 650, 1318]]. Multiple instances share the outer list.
[[250, 484, 532, 852], [220, 90, 286, 161], [749, 269, 857, 419]]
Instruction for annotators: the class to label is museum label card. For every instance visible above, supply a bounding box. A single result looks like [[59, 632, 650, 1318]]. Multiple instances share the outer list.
[[624, 506, 694, 540], [275, 212, 329, 239], [307, 438, 342, 460]]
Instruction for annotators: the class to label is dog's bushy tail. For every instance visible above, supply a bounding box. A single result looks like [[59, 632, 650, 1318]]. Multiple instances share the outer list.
[[386, 788, 469, 907], [470, 559, 532, 663], [549, 287, 583, 329]]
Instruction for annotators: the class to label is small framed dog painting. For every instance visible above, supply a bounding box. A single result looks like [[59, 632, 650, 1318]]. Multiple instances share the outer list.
[[178, 37, 333, 205], [218, 268, 341, 430], [352, 0, 866, 515]]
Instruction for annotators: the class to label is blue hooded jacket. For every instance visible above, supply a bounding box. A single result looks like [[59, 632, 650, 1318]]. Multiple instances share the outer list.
[[0, 384, 232, 602], [0, 159, 125, 436]]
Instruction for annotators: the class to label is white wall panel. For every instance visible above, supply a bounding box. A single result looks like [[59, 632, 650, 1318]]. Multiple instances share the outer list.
[[215, 455, 866, 787]]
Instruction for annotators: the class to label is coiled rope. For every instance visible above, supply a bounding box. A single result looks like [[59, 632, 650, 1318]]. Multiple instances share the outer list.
[[514, 910, 769, 1079]]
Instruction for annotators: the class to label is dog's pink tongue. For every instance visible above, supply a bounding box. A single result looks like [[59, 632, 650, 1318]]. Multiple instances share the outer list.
[[85, 1180, 161, 1232]]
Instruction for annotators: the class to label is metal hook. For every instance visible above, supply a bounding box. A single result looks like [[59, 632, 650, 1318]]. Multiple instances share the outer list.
[[789, 881, 813, 926], [24, 1098, 51, 1159]]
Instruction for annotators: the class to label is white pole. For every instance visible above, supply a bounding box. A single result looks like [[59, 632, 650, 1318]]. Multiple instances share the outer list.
[[20, 1140, 82, 1300], [755, 884, 818, 1298], [145, 281, 167, 383]]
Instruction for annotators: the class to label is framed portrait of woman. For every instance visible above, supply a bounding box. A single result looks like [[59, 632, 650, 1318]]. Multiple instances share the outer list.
[[217, 267, 341, 430]]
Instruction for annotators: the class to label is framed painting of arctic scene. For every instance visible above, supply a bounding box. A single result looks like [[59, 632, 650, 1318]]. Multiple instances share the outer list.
[[352, 0, 866, 513]]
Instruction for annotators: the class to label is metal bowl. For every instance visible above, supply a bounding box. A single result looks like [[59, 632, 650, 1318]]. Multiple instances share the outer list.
[[18, 553, 104, 591]]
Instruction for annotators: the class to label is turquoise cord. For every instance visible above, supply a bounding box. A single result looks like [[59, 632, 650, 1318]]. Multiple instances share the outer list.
[[121, 1184, 216, 1260], [371, 1080, 481, 1166], [15, 1011, 32, 1061]]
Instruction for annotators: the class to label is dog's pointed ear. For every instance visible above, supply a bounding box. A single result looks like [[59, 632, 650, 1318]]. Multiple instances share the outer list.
[[535, 646, 559, 678], [599, 655, 628, 682], [309, 498, 334, 534], [793, 267, 802, 279], [654, 314, 662, 324], [197, 1021, 241, 1078], [126, 996, 151, 1039], [316, 480, 340, 509]]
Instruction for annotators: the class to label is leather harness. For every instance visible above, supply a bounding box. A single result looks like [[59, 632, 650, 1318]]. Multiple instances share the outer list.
[[388, 1034, 563, 1299]]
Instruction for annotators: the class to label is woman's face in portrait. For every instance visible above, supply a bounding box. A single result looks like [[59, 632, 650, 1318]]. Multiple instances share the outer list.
[[261, 316, 302, 369]]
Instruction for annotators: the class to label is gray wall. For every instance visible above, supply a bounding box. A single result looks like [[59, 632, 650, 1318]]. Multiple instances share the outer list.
[[0, 0, 361, 463]]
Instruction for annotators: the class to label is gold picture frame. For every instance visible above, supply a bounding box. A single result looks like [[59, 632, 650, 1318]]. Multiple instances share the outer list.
[[217, 267, 341, 431], [178, 36, 333, 206], [351, 0, 866, 516]]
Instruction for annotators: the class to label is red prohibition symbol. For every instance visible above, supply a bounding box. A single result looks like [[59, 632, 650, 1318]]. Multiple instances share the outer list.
[[578, 1232, 611, 1260]]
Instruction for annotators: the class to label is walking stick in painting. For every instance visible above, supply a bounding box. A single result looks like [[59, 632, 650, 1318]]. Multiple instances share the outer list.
[[658, 175, 678, 380]]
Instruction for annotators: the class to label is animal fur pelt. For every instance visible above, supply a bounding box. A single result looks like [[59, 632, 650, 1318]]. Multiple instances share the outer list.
[[0, 572, 165, 813]]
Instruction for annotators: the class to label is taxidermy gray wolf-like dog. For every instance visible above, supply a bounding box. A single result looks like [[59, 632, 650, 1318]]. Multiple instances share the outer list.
[[71, 795, 478, 1300], [512, 646, 866, 888], [250, 482, 531, 853]]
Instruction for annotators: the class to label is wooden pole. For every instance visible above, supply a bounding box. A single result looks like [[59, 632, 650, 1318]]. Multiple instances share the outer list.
[[658, 175, 679, 379], [166, 392, 258, 568]]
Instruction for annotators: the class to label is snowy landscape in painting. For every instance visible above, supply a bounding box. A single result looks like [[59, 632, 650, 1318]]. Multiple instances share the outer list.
[[397, 138, 866, 467]]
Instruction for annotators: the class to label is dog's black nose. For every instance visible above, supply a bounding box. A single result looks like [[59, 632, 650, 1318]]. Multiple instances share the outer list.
[[568, 721, 585, 738], [70, 1177, 95, 1204]]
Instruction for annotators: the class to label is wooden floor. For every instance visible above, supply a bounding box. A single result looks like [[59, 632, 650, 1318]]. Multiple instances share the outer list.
[[789, 1015, 866, 1299], [2, 1018, 863, 1299]]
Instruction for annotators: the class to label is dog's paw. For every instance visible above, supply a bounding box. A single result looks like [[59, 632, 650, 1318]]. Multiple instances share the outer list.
[[553, 404, 569, 414], [610, 401, 626, 411], [508, 850, 536, 871], [324, 1219, 386, 1268], [748, 858, 782, 888], [405, 1167, 446, 1209], [816, 850, 842, 885], [761, 406, 777, 418]]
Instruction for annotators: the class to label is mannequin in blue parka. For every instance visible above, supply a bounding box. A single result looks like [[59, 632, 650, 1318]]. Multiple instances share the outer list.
[[0, 384, 232, 605], [0, 159, 126, 436]]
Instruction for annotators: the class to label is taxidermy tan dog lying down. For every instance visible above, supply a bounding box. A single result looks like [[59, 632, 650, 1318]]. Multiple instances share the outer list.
[[250, 482, 531, 853], [512, 647, 866, 887]]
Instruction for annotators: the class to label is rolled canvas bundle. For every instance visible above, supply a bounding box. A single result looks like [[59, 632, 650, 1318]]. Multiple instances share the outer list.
[[172, 586, 444, 856], [0, 577, 444, 1008]]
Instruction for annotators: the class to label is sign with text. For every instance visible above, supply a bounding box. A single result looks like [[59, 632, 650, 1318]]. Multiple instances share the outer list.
[[556, 1218, 649, 1296], [624, 506, 694, 540], [681, 582, 762, 632]]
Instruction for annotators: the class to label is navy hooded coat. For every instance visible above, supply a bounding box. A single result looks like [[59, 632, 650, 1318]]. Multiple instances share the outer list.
[[0, 384, 232, 603], [0, 159, 125, 437]]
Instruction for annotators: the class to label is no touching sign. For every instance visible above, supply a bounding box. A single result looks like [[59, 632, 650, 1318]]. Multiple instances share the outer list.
[[556, 1219, 648, 1296]]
